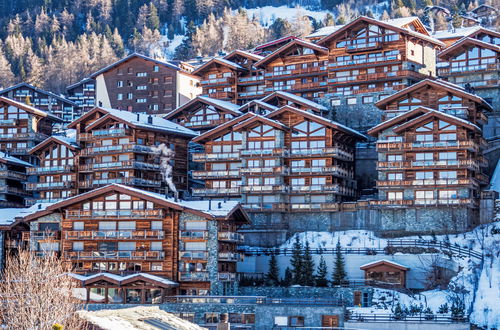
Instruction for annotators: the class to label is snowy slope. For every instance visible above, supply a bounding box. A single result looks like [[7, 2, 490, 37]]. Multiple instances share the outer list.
[[237, 6, 332, 26]]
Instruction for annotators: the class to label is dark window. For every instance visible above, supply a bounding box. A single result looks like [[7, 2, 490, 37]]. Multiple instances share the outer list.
[[39, 223, 59, 231]]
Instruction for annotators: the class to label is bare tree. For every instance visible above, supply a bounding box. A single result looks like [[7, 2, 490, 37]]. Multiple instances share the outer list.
[[0, 250, 85, 329]]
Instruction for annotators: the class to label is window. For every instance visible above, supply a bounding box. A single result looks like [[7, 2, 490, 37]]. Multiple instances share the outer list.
[[291, 178, 305, 186], [73, 222, 84, 230], [387, 154, 402, 161], [388, 173, 403, 180], [362, 96, 373, 104], [439, 190, 457, 199], [439, 152, 457, 160], [416, 190, 433, 200], [347, 97, 357, 105], [118, 242, 136, 251], [73, 242, 84, 251], [331, 99, 341, 106], [137, 98, 147, 103], [117, 81, 123, 87], [136, 72, 147, 77], [153, 65, 159, 72], [151, 242, 162, 251], [117, 93, 123, 100], [185, 242, 207, 251], [415, 153, 433, 161], [288, 316, 305, 327], [439, 171, 457, 179], [387, 191, 403, 200], [205, 313, 219, 324], [151, 221, 163, 230], [415, 134, 433, 142], [127, 93, 133, 99], [416, 171, 433, 180], [185, 221, 206, 230], [439, 133, 456, 141]]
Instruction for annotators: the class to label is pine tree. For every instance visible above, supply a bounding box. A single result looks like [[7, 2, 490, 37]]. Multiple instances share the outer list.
[[0, 46, 16, 88], [316, 256, 329, 287], [282, 267, 293, 287], [265, 255, 280, 286], [147, 3, 160, 31], [332, 240, 347, 285], [290, 236, 303, 285], [302, 241, 315, 286]]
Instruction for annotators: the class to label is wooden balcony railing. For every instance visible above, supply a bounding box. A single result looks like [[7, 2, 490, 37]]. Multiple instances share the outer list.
[[183, 118, 230, 128], [376, 178, 478, 188], [200, 77, 235, 85], [376, 140, 479, 152], [78, 128, 131, 141], [79, 144, 157, 156], [192, 188, 241, 196], [64, 250, 165, 260], [0, 170, 27, 181], [0, 132, 48, 141], [239, 166, 286, 175], [0, 186, 30, 196], [79, 160, 160, 172], [191, 170, 240, 179], [78, 177, 161, 188], [377, 160, 479, 171], [65, 230, 164, 240], [192, 152, 240, 162], [289, 166, 353, 178], [287, 147, 353, 161], [240, 148, 286, 157], [438, 62, 499, 75], [27, 165, 74, 175], [240, 185, 287, 193], [218, 252, 243, 262], [65, 209, 164, 219], [26, 181, 74, 191], [290, 203, 341, 212], [328, 54, 401, 68], [265, 66, 327, 78], [206, 92, 235, 99], [243, 203, 288, 212]]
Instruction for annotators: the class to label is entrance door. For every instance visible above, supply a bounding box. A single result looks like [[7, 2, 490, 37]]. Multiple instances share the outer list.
[[353, 291, 362, 306], [321, 315, 339, 328]]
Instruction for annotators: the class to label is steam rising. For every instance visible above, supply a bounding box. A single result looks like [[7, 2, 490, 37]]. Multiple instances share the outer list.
[[152, 143, 178, 200]]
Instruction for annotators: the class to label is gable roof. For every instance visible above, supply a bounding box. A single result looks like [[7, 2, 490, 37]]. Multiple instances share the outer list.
[[233, 113, 288, 131], [432, 26, 482, 41], [255, 39, 329, 67], [253, 36, 300, 53], [66, 107, 110, 129], [0, 96, 63, 122], [374, 79, 493, 111], [393, 108, 481, 134], [0, 151, 32, 167], [368, 107, 431, 136], [439, 37, 500, 59], [470, 4, 498, 13], [360, 259, 410, 270], [192, 112, 255, 143], [266, 106, 366, 140], [29, 135, 79, 155], [239, 100, 278, 113], [191, 57, 246, 76], [0, 82, 78, 107], [223, 49, 264, 62], [164, 96, 241, 121], [317, 16, 444, 47], [23, 184, 249, 223], [89, 53, 181, 78], [259, 91, 328, 112], [68, 272, 178, 287], [66, 77, 95, 91]]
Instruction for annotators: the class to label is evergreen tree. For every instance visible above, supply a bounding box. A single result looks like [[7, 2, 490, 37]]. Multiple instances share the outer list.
[[316, 256, 329, 287], [0, 45, 16, 88], [302, 241, 315, 286], [265, 255, 280, 286], [332, 240, 347, 285], [147, 3, 160, 31], [282, 267, 293, 287], [290, 236, 303, 285]]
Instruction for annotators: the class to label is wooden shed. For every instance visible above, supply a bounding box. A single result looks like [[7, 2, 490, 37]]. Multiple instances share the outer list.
[[360, 259, 410, 288]]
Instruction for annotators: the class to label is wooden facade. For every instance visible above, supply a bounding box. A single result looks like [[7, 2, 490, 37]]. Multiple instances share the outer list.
[[22, 184, 249, 299], [0, 82, 80, 124], [0, 97, 61, 164], [369, 79, 491, 208], [360, 260, 409, 288], [0, 152, 32, 207]]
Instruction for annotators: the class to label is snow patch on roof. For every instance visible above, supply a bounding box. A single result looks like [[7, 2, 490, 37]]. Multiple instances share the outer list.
[[198, 96, 241, 113], [432, 26, 482, 40], [0, 151, 33, 167], [68, 272, 177, 286], [0, 203, 54, 226], [360, 259, 410, 269], [265, 91, 328, 111]]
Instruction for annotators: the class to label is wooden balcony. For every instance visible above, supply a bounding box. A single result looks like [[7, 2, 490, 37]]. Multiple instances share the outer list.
[[240, 185, 287, 193], [65, 209, 164, 219], [289, 184, 354, 196], [26, 181, 74, 191], [78, 128, 131, 141], [289, 166, 353, 179], [240, 148, 286, 157], [351, 84, 406, 95], [239, 166, 286, 175], [179, 251, 208, 260], [64, 250, 165, 260], [0, 170, 27, 181], [476, 173, 489, 185], [438, 63, 499, 75], [237, 91, 266, 98], [192, 152, 240, 162], [65, 230, 164, 240], [200, 77, 235, 86], [0, 186, 30, 197], [206, 92, 235, 99], [78, 177, 161, 189], [218, 252, 243, 262], [0, 132, 48, 141], [238, 75, 265, 84], [372, 198, 477, 207], [265, 65, 328, 79], [79, 144, 157, 156], [377, 160, 480, 171], [218, 232, 244, 243], [287, 147, 353, 161], [192, 187, 240, 196], [191, 170, 240, 179], [180, 230, 208, 239], [328, 70, 427, 85], [0, 118, 18, 126], [27, 165, 74, 175], [243, 203, 288, 212], [183, 118, 231, 129], [290, 203, 341, 212], [328, 54, 401, 68], [377, 178, 479, 188], [291, 81, 328, 91], [376, 140, 479, 152], [345, 41, 383, 52], [79, 160, 160, 172], [179, 272, 209, 282]]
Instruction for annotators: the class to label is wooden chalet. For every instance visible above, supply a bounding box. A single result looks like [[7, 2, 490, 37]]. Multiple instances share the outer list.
[[22, 184, 249, 298], [253, 36, 300, 55], [0, 97, 62, 164], [360, 259, 409, 288], [259, 91, 328, 113], [27, 135, 79, 203], [0, 82, 80, 124], [316, 16, 443, 107], [469, 5, 498, 26], [163, 96, 242, 132], [369, 79, 491, 208], [66, 78, 96, 113], [0, 152, 32, 207], [67, 106, 197, 196], [89, 53, 200, 114]]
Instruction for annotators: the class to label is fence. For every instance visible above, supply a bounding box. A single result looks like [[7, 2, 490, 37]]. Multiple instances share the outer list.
[[164, 295, 344, 306], [386, 240, 483, 260], [349, 313, 468, 323]]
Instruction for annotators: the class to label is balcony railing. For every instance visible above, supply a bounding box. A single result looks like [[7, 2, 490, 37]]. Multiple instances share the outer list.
[[192, 152, 240, 162], [377, 178, 478, 188], [413, 198, 477, 206], [79, 160, 160, 172], [78, 177, 161, 188], [376, 140, 479, 152], [0, 186, 30, 196], [289, 185, 355, 196], [64, 250, 165, 260], [0, 132, 48, 141], [201, 77, 234, 85], [238, 76, 265, 83], [218, 272, 237, 281], [180, 230, 208, 239], [328, 54, 401, 68], [377, 160, 479, 171], [191, 170, 240, 179], [218, 232, 244, 243], [218, 252, 243, 262], [287, 147, 353, 161], [184, 118, 230, 128], [0, 170, 27, 181], [240, 185, 286, 193], [78, 128, 130, 141], [289, 203, 341, 211], [65, 230, 164, 240], [237, 91, 266, 98], [179, 272, 209, 281], [206, 92, 234, 99], [438, 63, 499, 75], [79, 144, 157, 156], [27, 165, 74, 175], [240, 148, 286, 157], [192, 188, 241, 196], [65, 209, 164, 219], [239, 166, 286, 175], [179, 251, 208, 260], [290, 166, 353, 178], [26, 181, 73, 190], [243, 203, 288, 212], [0, 119, 18, 126]]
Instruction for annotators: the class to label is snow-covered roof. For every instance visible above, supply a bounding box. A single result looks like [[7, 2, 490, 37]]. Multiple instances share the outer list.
[[261, 91, 328, 111], [52, 135, 79, 148], [308, 25, 344, 38], [225, 49, 264, 61], [66, 77, 94, 91], [0, 151, 33, 167], [0, 96, 62, 122], [0, 203, 54, 226], [432, 26, 482, 40], [360, 259, 410, 270], [91, 108, 197, 137], [214, 57, 245, 70], [394, 108, 481, 132], [0, 82, 78, 106], [198, 96, 241, 113], [68, 272, 177, 286]]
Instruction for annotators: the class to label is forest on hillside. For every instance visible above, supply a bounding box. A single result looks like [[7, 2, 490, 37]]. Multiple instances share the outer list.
[[0, 0, 497, 93]]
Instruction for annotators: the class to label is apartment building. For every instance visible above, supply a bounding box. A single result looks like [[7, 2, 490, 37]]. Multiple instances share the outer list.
[[66, 78, 96, 113], [21, 184, 249, 299], [0, 82, 80, 124], [0, 152, 32, 207], [368, 79, 491, 208], [0, 97, 61, 164], [89, 53, 200, 114]]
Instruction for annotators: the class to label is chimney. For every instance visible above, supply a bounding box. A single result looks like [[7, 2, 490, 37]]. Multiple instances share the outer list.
[[148, 115, 153, 124], [136, 113, 140, 121], [38, 204, 42, 209], [208, 199, 212, 210], [218, 202, 222, 209]]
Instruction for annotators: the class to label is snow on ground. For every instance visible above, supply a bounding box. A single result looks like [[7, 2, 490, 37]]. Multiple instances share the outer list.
[[163, 34, 184, 59], [470, 254, 500, 328], [238, 6, 331, 26]]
